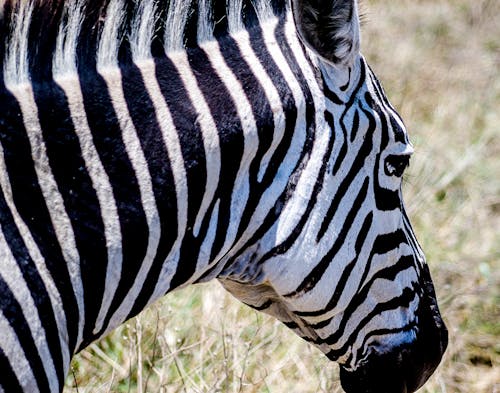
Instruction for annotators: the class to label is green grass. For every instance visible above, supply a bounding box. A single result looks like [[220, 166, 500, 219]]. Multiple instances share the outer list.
[[65, 0, 499, 391]]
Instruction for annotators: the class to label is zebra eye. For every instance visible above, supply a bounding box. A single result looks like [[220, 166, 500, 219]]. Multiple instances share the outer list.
[[385, 155, 410, 177]]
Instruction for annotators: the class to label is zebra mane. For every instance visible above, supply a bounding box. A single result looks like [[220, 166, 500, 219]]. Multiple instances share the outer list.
[[0, 0, 287, 85]]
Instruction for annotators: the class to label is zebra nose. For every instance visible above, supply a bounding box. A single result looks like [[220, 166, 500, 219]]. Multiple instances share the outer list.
[[339, 311, 448, 393]]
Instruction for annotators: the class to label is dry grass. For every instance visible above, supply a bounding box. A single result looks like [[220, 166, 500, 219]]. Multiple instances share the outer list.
[[65, 0, 499, 392]]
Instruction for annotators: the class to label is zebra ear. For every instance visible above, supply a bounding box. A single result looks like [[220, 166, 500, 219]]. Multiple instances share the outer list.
[[291, 0, 360, 66]]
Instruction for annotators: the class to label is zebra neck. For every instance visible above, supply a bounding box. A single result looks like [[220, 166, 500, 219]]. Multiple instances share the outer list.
[[0, 9, 323, 356]]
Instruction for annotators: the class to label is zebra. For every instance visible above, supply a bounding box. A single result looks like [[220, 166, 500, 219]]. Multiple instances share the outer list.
[[0, 0, 448, 391]]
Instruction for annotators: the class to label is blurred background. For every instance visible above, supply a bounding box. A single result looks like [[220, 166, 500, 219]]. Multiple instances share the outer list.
[[65, 0, 499, 391]]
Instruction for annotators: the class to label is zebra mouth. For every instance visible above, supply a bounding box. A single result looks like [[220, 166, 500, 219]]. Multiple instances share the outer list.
[[338, 304, 448, 393]]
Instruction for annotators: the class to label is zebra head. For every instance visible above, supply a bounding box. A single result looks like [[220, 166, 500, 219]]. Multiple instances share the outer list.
[[220, 1, 448, 392], [0, 0, 447, 391]]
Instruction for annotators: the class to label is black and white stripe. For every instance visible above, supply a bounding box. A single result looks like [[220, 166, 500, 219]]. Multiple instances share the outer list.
[[0, 0, 446, 392]]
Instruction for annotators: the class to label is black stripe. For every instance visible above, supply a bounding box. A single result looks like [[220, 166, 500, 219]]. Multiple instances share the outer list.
[[0, 277, 51, 392], [366, 64, 406, 132], [0, 86, 80, 354], [309, 247, 412, 332], [330, 59, 367, 176], [27, 1, 65, 83], [354, 229, 407, 297], [361, 89, 402, 211], [349, 321, 418, 366], [0, 346, 23, 393], [350, 109, 360, 142], [205, 14, 323, 279], [0, 2, 7, 70], [295, 212, 373, 318], [31, 79, 109, 349], [286, 177, 369, 297], [390, 116, 407, 144], [340, 67, 352, 92], [118, 59, 179, 318], [77, 64, 149, 343], [250, 15, 323, 264], [152, 52, 212, 291], [273, 14, 317, 154], [321, 255, 416, 347], [324, 286, 417, 359], [317, 109, 375, 242], [283, 320, 299, 329], [196, 18, 304, 282], [247, 21, 300, 192], [186, 45, 245, 265], [0, 36, 75, 389], [0, 186, 65, 386], [375, 76, 408, 144], [321, 73, 344, 105], [217, 33, 277, 242], [372, 229, 407, 255], [212, 1, 229, 39], [401, 211, 423, 278], [364, 91, 389, 150]]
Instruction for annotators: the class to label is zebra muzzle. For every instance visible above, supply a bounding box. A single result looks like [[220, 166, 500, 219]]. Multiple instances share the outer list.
[[338, 297, 448, 393]]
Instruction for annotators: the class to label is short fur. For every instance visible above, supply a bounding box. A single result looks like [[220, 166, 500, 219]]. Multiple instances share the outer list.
[[291, 0, 360, 65], [0, 0, 288, 85], [0, 1, 448, 392], [1, 0, 362, 85]]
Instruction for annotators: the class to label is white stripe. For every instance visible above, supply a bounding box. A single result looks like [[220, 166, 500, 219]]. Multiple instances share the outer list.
[[273, 13, 329, 243], [362, 243, 414, 291], [195, 199, 220, 274], [231, 28, 286, 183], [258, 12, 333, 295], [212, 17, 308, 269], [350, 296, 419, 368], [53, 75, 123, 337], [366, 65, 410, 144], [0, 231, 59, 393], [0, 141, 71, 376], [137, 59, 188, 299], [285, 175, 371, 309], [5, 83, 85, 349], [169, 51, 221, 237], [200, 39, 259, 260], [402, 213, 425, 266], [323, 279, 419, 359], [99, 67, 162, 332], [0, 311, 40, 393]]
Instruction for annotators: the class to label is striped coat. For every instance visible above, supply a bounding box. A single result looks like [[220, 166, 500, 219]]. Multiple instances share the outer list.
[[0, 0, 447, 392]]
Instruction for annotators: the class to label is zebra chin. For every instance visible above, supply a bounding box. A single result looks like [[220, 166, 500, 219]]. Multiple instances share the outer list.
[[338, 300, 448, 393]]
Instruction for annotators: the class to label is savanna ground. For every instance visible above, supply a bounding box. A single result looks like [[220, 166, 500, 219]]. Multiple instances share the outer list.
[[64, 0, 500, 392]]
